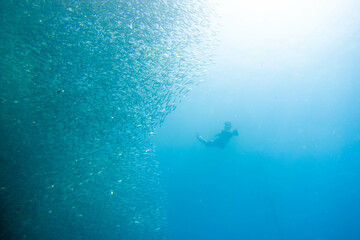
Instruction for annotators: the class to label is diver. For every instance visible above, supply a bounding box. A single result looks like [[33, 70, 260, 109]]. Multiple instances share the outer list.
[[197, 121, 238, 148]]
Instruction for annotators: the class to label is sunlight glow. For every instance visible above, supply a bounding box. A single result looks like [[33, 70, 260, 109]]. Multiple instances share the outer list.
[[218, 0, 342, 42], [215, 0, 359, 67]]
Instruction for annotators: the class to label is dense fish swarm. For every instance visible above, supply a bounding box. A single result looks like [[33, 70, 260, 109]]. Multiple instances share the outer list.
[[0, 0, 217, 239]]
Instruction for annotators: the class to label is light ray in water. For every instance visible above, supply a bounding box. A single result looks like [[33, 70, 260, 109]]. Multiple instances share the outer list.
[[216, 0, 360, 66]]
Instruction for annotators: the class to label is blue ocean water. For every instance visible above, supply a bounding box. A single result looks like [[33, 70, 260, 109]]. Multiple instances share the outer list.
[[1, 0, 360, 239], [155, 1, 360, 239]]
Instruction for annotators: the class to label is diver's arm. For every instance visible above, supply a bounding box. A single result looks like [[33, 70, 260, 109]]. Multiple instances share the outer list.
[[233, 129, 239, 136], [215, 130, 225, 137]]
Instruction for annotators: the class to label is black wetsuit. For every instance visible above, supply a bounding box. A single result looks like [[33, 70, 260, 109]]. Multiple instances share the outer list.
[[198, 129, 238, 148]]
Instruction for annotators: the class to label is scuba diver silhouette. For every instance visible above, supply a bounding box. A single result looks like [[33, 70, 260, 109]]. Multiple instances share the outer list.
[[197, 122, 238, 148]]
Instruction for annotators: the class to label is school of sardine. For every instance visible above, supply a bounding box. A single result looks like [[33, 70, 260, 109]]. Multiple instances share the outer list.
[[0, 0, 217, 239]]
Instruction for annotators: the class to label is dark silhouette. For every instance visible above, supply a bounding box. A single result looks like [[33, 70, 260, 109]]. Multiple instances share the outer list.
[[197, 122, 238, 148]]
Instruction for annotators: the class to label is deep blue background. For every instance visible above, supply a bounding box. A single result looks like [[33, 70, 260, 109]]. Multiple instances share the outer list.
[[154, 4, 360, 236], [155, 84, 360, 239]]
